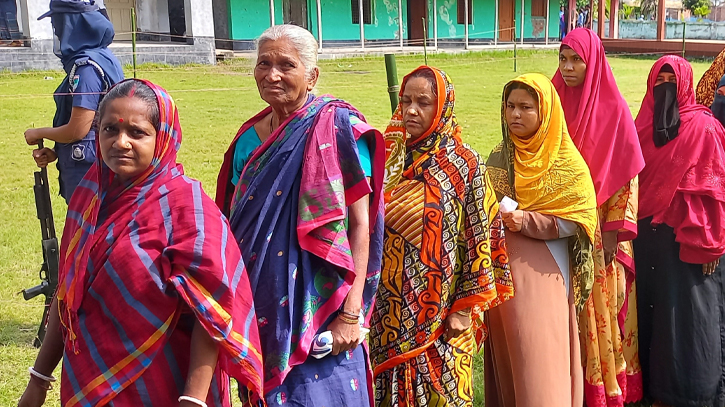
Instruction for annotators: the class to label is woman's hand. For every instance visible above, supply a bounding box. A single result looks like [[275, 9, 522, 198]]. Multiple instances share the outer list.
[[32, 148, 57, 168], [501, 210, 524, 232], [17, 380, 48, 407], [327, 316, 361, 356], [703, 259, 720, 275], [444, 310, 472, 341], [602, 230, 619, 266], [20, 298, 63, 407]]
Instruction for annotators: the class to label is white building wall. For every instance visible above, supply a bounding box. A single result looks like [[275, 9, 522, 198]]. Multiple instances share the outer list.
[[184, 0, 214, 37], [137, 0, 170, 33], [18, 0, 53, 39]]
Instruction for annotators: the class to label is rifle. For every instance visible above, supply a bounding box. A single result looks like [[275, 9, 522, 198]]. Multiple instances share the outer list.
[[22, 140, 59, 348]]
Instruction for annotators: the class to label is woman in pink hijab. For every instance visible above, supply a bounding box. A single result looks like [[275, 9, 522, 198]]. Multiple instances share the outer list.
[[553, 28, 645, 407], [634, 55, 725, 407]]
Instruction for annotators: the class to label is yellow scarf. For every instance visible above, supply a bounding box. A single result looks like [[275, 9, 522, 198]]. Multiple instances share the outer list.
[[487, 73, 598, 311], [509, 73, 597, 242]]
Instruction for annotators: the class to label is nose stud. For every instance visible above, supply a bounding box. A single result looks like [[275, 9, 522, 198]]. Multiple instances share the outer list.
[[125, 142, 131, 148]]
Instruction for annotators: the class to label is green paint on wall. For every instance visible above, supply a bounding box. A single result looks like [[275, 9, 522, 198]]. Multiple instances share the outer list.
[[229, 0, 284, 40], [514, 0, 559, 39], [227, 0, 559, 42], [431, 0, 496, 39], [308, 0, 408, 42]]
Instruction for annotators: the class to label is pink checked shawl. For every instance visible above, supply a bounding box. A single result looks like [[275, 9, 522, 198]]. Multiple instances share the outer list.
[[56, 79, 264, 406]]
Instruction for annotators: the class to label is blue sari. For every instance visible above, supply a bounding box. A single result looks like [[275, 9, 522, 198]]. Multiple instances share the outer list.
[[227, 95, 384, 405]]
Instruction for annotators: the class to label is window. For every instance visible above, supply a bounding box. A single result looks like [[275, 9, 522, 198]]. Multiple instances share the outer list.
[[352, 0, 373, 24], [457, 0, 473, 24], [531, 0, 547, 17]]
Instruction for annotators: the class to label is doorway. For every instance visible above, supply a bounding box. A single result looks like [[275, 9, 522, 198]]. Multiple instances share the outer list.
[[408, 0, 428, 43], [168, 0, 186, 42], [283, 0, 308, 29], [105, 0, 133, 41], [498, 0, 515, 42]]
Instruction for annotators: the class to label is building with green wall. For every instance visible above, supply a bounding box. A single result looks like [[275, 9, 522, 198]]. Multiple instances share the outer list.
[[213, 0, 561, 50]]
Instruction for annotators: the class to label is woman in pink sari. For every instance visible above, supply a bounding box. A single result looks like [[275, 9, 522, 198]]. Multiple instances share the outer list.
[[553, 27, 645, 406]]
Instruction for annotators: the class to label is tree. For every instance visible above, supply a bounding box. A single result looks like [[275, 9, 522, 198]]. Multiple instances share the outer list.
[[638, 0, 657, 18], [683, 0, 711, 17], [560, 0, 590, 9], [694, 4, 711, 17], [621, 3, 636, 18]]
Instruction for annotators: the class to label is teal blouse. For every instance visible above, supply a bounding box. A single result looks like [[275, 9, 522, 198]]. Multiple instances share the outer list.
[[231, 125, 372, 186]]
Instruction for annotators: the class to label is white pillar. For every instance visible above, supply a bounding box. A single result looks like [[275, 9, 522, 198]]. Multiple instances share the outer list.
[[494, 0, 499, 45], [464, 0, 469, 49], [269, 0, 275, 26], [316, 0, 322, 51], [398, 0, 403, 49], [520, 0, 524, 44], [433, 0, 438, 49], [184, 0, 215, 37], [18, 0, 53, 41], [359, 0, 365, 49], [16, 0, 25, 34], [545, 0, 549, 44]]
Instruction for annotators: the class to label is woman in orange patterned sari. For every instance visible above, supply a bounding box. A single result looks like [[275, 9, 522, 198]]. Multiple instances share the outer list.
[[696, 47, 725, 107], [369, 66, 513, 407]]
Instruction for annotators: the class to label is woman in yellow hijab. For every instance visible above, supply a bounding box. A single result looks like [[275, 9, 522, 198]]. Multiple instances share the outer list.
[[485, 73, 598, 407]]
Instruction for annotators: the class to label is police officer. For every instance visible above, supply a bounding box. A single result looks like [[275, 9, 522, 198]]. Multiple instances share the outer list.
[[24, 0, 123, 204]]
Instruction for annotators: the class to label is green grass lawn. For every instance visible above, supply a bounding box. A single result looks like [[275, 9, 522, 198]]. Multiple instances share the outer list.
[[0, 50, 713, 406]]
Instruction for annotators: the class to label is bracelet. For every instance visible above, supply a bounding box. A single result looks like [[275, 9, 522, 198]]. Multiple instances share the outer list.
[[339, 310, 360, 320], [29, 367, 56, 382], [29, 375, 52, 391], [178, 395, 208, 407], [337, 313, 359, 325], [455, 309, 471, 317]]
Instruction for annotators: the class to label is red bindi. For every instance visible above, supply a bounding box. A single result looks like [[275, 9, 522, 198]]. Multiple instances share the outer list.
[[118, 118, 124, 123]]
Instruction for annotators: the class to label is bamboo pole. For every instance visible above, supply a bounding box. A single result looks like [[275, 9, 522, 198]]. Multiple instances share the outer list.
[[422, 17, 428, 65], [513, 18, 517, 71], [385, 54, 400, 113]]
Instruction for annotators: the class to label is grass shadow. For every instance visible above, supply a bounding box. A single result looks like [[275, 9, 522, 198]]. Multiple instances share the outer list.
[[0, 315, 41, 347]]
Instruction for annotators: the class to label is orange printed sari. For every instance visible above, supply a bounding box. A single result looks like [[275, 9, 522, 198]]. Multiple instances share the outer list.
[[370, 66, 513, 407]]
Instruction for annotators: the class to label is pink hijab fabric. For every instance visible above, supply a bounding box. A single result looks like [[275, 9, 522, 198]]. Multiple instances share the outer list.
[[635, 55, 725, 263], [553, 28, 645, 206]]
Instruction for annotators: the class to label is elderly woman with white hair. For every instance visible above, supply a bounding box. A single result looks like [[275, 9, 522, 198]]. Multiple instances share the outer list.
[[215, 24, 385, 406]]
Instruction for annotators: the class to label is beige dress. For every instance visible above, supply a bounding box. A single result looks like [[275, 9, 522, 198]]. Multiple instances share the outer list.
[[485, 211, 584, 407]]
